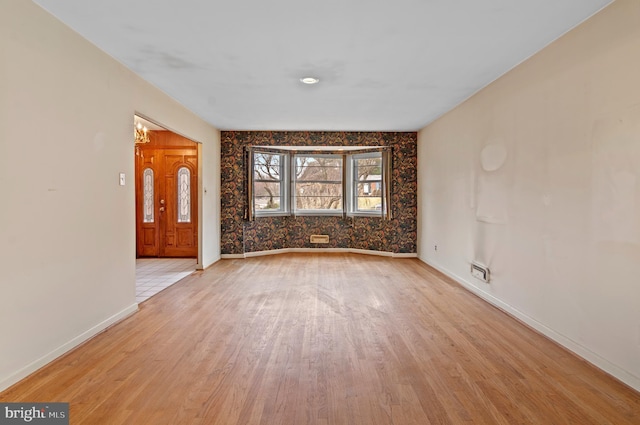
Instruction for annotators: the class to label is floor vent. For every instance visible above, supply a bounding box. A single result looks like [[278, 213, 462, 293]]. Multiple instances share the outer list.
[[310, 234, 330, 244]]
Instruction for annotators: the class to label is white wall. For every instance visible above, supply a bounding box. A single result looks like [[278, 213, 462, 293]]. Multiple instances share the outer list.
[[0, 0, 220, 390], [418, 0, 640, 391]]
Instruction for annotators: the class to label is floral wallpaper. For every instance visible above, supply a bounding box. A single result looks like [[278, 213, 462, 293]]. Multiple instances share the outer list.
[[221, 131, 417, 255]]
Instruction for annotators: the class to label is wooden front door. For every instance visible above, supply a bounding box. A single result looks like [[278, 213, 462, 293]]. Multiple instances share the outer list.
[[136, 131, 198, 258]]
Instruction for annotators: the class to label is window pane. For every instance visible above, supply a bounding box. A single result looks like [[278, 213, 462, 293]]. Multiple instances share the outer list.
[[355, 157, 382, 181], [143, 168, 154, 223], [253, 152, 285, 214], [296, 156, 342, 181], [255, 196, 282, 210], [254, 182, 281, 210], [177, 167, 191, 223], [353, 154, 383, 213], [295, 155, 343, 211], [295, 196, 343, 210], [356, 182, 382, 211], [295, 182, 342, 210], [254, 153, 281, 181]]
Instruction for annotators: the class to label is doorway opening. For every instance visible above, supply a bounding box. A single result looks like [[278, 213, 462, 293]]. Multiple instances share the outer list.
[[134, 115, 199, 301]]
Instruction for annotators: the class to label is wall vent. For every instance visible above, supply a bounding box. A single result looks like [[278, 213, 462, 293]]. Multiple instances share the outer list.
[[471, 262, 490, 283], [310, 234, 330, 244]]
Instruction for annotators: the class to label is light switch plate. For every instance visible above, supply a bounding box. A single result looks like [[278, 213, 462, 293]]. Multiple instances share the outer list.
[[119, 173, 126, 186]]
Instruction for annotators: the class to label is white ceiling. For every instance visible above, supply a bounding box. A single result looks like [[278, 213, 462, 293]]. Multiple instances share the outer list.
[[34, 0, 612, 132]]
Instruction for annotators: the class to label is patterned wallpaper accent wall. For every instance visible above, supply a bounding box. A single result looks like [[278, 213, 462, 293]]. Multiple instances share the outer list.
[[221, 131, 417, 255]]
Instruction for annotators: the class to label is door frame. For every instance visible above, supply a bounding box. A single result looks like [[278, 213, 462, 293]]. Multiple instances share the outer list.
[[133, 113, 202, 269]]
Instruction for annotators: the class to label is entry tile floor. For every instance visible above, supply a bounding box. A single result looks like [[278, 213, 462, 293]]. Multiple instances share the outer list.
[[135, 258, 197, 303]]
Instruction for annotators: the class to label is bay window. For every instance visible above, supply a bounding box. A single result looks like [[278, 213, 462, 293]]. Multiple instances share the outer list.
[[247, 147, 391, 220]]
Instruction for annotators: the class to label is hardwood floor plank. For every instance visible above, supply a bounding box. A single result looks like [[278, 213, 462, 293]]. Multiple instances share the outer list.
[[1, 253, 639, 424]]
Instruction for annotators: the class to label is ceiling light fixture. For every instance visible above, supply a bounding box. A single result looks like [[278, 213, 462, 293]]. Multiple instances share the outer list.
[[300, 77, 320, 85]]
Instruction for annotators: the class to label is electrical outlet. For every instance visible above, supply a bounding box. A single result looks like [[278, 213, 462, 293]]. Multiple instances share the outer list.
[[434, 245, 438, 251]]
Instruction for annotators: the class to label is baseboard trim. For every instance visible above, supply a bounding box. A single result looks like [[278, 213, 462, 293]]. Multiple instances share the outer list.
[[221, 248, 418, 259], [0, 303, 139, 392], [199, 256, 221, 270], [391, 252, 420, 258], [420, 258, 640, 393], [219, 254, 245, 259]]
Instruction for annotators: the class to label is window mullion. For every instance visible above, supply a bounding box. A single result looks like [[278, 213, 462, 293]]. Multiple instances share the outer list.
[[247, 147, 255, 221], [342, 154, 347, 219], [382, 149, 392, 220], [282, 153, 289, 214], [290, 153, 296, 217]]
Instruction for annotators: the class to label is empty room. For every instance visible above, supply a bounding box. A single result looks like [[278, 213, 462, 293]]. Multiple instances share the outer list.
[[1, 0, 639, 423]]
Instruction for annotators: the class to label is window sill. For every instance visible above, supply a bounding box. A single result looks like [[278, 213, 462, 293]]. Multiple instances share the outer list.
[[348, 212, 384, 218], [293, 210, 344, 217], [253, 211, 385, 219], [254, 211, 290, 218]]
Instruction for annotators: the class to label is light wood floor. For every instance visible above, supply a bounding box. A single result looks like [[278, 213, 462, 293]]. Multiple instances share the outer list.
[[2, 254, 639, 424]]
